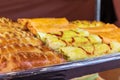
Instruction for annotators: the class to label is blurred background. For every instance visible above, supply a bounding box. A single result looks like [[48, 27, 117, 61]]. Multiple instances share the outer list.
[[0, 0, 119, 25]]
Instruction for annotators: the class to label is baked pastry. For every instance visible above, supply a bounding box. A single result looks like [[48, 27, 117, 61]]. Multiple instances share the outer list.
[[18, 18, 77, 34], [91, 28, 120, 43], [73, 20, 120, 43], [0, 18, 65, 73], [0, 17, 25, 29], [83, 24, 118, 33], [0, 44, 65, 73], [74, 21, 120, 43], [37, 28, 120, 61]]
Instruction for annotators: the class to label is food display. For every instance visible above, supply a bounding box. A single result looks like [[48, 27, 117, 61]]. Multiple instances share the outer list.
[[0, 17, 120, 74]]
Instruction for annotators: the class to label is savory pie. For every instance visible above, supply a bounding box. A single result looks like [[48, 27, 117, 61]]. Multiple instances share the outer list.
[[0, 18, 65, 73], [0, 17, 120, 73]]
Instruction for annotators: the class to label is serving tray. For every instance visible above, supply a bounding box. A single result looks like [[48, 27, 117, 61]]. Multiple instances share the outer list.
[[0, 53, 120, 80]]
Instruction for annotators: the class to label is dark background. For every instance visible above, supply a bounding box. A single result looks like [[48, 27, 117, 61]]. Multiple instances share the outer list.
[[0, 0, 118, 24], [0, 0, 95, 21], [101, 0, 116, 23]]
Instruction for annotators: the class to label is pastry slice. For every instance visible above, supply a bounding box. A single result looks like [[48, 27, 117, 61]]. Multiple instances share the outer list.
[[18, 18, 77, 34], [90, 28, 120, 43], [83, 24, 118, 33]]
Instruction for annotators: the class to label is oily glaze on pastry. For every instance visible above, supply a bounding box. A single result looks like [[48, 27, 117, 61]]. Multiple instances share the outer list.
[[0, 18, 65, 73], [18, 18, 78, 34]]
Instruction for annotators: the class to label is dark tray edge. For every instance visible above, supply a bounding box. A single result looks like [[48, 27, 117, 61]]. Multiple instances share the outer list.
[[0, 52, 120, 79]]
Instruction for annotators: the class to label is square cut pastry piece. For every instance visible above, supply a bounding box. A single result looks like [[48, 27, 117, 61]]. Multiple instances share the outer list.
[[17, 18, 77, 34]]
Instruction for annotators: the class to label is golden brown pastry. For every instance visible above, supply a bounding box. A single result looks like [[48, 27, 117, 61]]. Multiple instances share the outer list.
[[0, 17, 25, 29], [0, 44, 65, 73], [18, 18, 77, 34], [79, 23, 120, 43], [92, 28, 120, 43], [83, 24, 118, 33], [0, 18, 66, 73]]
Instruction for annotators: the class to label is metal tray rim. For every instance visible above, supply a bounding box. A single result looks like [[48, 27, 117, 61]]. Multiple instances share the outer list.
[[1, 52, 120, 79]]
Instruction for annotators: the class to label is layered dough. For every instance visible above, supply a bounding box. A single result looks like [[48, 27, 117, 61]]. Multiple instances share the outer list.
[[0, 18, 65, 73], [18, 18, 77, 34], [0, 44, 65, 73], [82, 24, 120, 43]]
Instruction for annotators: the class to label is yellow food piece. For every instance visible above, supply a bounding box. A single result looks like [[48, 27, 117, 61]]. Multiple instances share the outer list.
[[60, 46, 88, 61]]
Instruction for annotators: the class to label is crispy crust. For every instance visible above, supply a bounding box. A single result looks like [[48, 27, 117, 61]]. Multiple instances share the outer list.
[[0, 18, 65, 73], [92, 29, 120, 43], [82, 24, 120, 43], [83, 24, 118, 33], [18, 18, 78, 34], [0, 44, 65, 73]]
